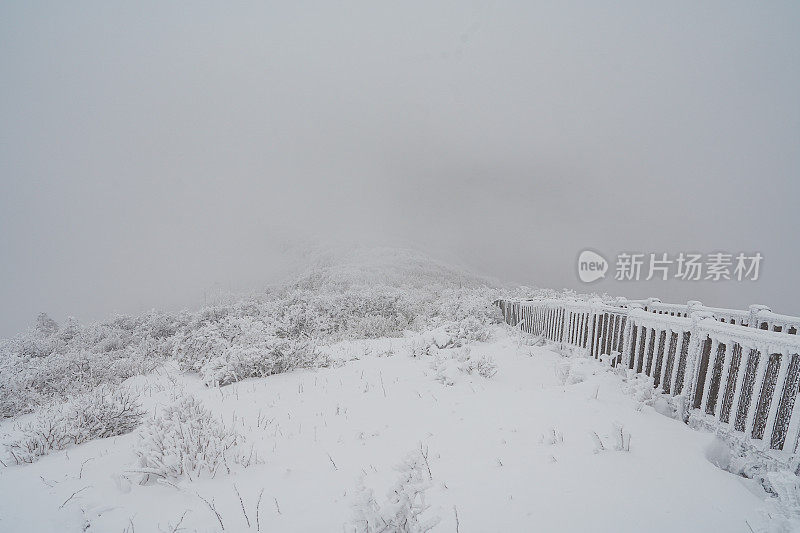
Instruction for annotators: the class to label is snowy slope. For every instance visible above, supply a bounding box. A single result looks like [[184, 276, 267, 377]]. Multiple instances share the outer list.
[[287, 246, 502, 291], [0, 327, 782, 532], [0, 248, 793, 532]]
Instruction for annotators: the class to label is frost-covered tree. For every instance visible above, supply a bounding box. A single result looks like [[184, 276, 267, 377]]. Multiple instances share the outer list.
[[35, 312, 58, 337]]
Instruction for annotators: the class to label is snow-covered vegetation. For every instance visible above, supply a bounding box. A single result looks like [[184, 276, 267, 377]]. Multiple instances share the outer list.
[[351, 446, 440, 532], [4, 387, 144, 465], [0, 248, 508, 470], [0, 248, 504, 421], [134, 395, 255, 483], [0, 312, 172, 419]]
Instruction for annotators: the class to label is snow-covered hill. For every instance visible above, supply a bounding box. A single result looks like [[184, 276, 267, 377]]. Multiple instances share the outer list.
[[287, 246, 502, 291], [0, 248, 794, 532]]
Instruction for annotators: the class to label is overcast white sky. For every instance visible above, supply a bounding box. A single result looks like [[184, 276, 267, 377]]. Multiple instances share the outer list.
[[1, 1, 799, 336]]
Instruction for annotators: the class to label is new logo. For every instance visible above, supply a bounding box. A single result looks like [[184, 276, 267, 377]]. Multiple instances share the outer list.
[[577, 250, 608, 283]]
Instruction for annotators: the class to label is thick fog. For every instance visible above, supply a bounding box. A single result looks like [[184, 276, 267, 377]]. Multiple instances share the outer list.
[[1, 2, 799, 337]]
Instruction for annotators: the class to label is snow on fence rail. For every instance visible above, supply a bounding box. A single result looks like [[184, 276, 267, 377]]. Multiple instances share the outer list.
[[609, 297, 800, 333], [497, 297, 800, 467]]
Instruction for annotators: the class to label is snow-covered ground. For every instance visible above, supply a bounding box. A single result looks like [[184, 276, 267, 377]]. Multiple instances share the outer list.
[[0, 326, 781, 532]]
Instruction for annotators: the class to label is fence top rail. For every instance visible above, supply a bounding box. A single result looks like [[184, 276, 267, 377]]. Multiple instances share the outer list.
[[517, 299, 629, 315], [757, 310, 800, 328], [627, 308, 692, 331], [695, 305, 750, 321], [645, 301, 688, 311], [518, 298, 588, 309], [624, 309, 800, 353], [505, 297, 799, 332], [697, 318, 800, 353], [608, 298, 651, 307]]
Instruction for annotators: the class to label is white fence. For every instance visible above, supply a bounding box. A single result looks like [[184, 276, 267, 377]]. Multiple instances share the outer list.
[[497, 297, 800, 465]]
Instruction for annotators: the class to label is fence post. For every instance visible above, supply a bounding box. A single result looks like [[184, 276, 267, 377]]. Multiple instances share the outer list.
[[748, 304, 771, 329], [681, 310, 714, 421], [621, 304, 642, 368], [587, 299, 602, 358], [560, 305, 571, 347], [645, 297, 661, 311]]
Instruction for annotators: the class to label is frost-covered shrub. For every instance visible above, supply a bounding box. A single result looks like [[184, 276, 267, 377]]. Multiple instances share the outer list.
[[0, 345, 163, 418], [351, 447, 440, 532], [430, 348, 497, 385], [436, 287, 501, 323], [4, 387, 144, 464], [171, 321, 233, 373], [442, 316, 493, 347], [270, 289, 415, 341], [200, 338, 329, 387], [410, 338, 437, 358], [170, 315, 329, 387], [18, 335, 59, 359], [463, 355, 498, 378], [345, 313, 409, 339], [134, 395, 252, 483], [0, 311, 178, 418]]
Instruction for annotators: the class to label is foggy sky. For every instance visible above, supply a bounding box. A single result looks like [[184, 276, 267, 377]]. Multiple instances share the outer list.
[[2, 1, 799, 337]]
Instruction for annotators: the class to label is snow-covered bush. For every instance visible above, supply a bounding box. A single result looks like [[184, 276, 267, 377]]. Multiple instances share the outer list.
[[350, 447, 440, 532], [0, 311, 178, 418], [271, 288, 415, 341], [200, 339, 329, 387], [0, 344, 162, 418], [171, 321, 233, 373], [410, 338, 437, 358], [3, 387, 144, 464], [442, 315, 493, 347], [134, 395, 253, 483], [465, 355, 498, 378], [430, 348, 497, 385], [170, 315, 330, 387], [436, 287, 500, 325]]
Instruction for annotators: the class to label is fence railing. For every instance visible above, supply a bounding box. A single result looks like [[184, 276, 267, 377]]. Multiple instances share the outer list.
[[497, 297, 800, 466], [606, 297, 800, 333]]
